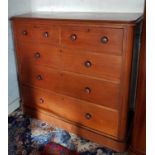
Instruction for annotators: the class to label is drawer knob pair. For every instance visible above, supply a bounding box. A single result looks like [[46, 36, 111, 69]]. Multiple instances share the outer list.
[[100, 36, 109, 44], [85, 113, 92, 119], [70, 34, 108, 44]]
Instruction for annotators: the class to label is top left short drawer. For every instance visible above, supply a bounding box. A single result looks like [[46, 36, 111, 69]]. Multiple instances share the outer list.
[[13, 21, 60, 45]]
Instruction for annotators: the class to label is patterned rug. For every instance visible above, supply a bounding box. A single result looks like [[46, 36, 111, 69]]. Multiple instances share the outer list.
[[8, 109, 116, 155]]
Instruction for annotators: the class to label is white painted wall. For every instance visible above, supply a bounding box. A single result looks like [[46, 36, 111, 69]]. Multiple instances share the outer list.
[[8, 0, 33, 114], [31, 0, 144, 13], [8, 0, 145, 114]]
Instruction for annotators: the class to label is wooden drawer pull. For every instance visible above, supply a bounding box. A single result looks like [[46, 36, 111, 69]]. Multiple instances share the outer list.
[[36, 75, 43, 80], [22, 30, 28, 35], [70, 34, 77, 41], [43, 32, 49, 38], [100, 36, 109, 44], [39, 98, 44, 104], [84, 60, 92, 68], [85, 113, 92, 120], [85, 87, 91, 94], [34, 52, 40, 59]]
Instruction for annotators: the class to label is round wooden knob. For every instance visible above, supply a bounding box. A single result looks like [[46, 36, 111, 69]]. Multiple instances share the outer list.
[[70, 34, 77, 41], [85, 113, 92, 120], [84, 61, 92, 68], [39, 98, 44, 104], [43, 32, 49, 38], [85, 87, 91, 94], [22, 30, 28, 35], [100, 36, 108, 44], [36, 75, 42, 80], [34, 52, 40, 59]]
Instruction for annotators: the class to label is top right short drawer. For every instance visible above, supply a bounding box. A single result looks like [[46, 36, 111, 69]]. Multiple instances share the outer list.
[[61, 26, 124, 55]]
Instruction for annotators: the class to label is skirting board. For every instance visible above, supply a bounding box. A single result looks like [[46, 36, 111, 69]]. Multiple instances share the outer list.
[[8, 98, 20, 115]]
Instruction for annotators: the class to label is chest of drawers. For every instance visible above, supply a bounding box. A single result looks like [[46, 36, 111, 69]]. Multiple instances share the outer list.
[[11, 12, 142, 152]]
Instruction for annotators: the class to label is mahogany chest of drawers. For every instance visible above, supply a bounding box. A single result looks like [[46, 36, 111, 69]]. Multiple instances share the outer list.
[[11, 12, 142, 152]]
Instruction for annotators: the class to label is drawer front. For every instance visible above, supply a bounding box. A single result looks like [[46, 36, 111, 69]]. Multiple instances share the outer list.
[[19, 43, 122, 82], [61, 26, 124, 54], [21, 65, 120, 109], [14, 22, 59, 45], [21, 65, 61, 93], [21, 86, 119, 137], [19, 43, 61, 68], [60, 49, 122, 82]]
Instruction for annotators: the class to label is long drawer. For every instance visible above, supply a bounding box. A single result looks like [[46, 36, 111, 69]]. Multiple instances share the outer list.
[[20, 65, 120, 109], [19, 43, 122, 82], [21, 86, 119, 137]]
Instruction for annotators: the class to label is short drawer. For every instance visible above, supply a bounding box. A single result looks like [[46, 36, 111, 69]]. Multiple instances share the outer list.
[[19, 43, 61, 69], [21, 65, 120, 109], [61, 26, 124, 55], [21, 86, 119, 137], [19, 43, 122, 82], [14, 21, 59, 45]]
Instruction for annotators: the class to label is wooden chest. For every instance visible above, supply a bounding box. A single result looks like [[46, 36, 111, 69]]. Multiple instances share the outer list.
[[11, 12, 142, 152]]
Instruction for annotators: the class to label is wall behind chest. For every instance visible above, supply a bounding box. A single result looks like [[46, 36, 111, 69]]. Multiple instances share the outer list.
[[8, 0, 145, 114], [31, 0, 144, 13], [8, 0, 33, 114]]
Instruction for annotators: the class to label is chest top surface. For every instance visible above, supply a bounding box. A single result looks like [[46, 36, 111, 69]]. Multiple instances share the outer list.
[[11, 12, 143, 24]]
